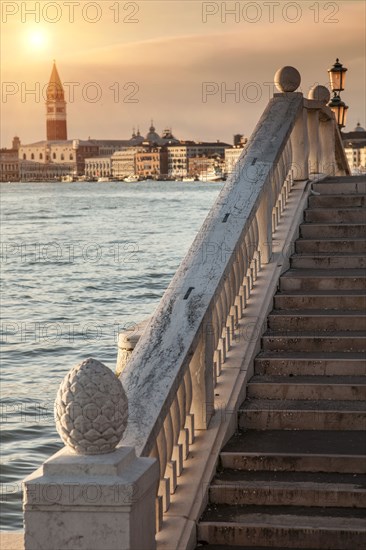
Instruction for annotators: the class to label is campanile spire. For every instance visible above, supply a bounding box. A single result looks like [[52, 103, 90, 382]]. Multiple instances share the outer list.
[[46, 61, 67, 140]]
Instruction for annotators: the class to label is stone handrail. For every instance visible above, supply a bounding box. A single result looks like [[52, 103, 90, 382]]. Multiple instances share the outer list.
[[120, 93, 298, 514]]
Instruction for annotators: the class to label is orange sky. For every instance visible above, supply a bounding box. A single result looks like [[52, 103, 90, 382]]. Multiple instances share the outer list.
[[1, 0, 365, 146]]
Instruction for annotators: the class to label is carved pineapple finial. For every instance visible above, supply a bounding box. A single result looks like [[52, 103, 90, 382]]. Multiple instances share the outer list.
[[54, 358, 128, 455]]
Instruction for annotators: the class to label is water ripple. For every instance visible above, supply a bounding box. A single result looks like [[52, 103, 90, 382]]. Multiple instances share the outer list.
[[0, 179, 222, 529]]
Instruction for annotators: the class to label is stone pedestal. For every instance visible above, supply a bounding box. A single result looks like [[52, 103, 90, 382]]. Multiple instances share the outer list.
[[24, 446, 159, 550], [291, 106, 309, 181], [116, 319, 149, 377]]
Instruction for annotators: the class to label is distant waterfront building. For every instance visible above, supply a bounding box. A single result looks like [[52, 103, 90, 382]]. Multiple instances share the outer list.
[[19, 159, 69, 181], [135, 147, 168, 179], [233, 134, 246, 147], [342, 123, 366, 173], [88, 139, 131, 156], [188, 156, 223, 179], [167, 144, 190, 178], [129, 129, 145, 147], [84, 157, 112, 179], [160, 127, 180, 145], [0, 136, 20, 182], [19, 140, 99, 181], [167, 141, 230, 178], [224, 135, 248, 177], [46, 61, 67, 141], [82, 126, 179, 180], [225, 148, 245, 176], [142, 122, 179, 146], [13, 59, 236, 182], [110, 147, 146, 180], [145, 121, 162, 146]]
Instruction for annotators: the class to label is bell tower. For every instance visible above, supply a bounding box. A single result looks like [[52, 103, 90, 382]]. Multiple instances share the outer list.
[[46, 61, 67, 141]]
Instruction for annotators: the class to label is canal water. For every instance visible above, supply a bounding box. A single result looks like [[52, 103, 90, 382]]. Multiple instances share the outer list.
[[0, 180, 222, 529]]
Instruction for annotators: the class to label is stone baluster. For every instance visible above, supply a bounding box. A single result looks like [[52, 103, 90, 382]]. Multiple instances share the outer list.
[[177, 381, 189, 459], [23, 358, 159, 550], [256, 183, 273, 264], [220, 281, 231, 351], [156, 424, 169, 512], [189, 309, 215, 430], [183, 369, 194, 445], [307, 85, 331, 176], [233, 248, 244, 319]]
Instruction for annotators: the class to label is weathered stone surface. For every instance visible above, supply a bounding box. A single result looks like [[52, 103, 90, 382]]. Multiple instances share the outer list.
[[24, 446, 159, 550], [308, 84, 331, 103], [55, 358, 128, 454], [274, 66, 301, 92], [116, 319, 150, 377]]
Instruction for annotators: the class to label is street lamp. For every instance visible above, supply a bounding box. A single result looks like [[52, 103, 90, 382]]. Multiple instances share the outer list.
[[327, 58, 349, 129], [328, 58, 347, 92], [328, 93, 349, 129]]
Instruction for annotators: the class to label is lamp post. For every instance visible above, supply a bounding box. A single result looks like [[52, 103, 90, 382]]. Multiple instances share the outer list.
[[328, 58, 347, 92], [328, 93, 349, 129], [327, 58, 349, 130]]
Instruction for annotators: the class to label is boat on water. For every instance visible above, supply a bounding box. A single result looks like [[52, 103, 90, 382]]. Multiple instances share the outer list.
[[123, 175, 139, 182], [97, 176, 110, 182], [198, 167, 224, 182], [61, 175, 75, 183], [182, 176, 199, 182]]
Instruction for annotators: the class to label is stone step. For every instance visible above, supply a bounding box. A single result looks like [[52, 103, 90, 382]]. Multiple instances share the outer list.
[[262, 332, 366, 352], [279, 269, 366, 291], [304, 208, 366, 223], [238, 399, 366, 430], [290, 254, 366, 269], [295, 238, 366, 254], [320, 175, 366, 183], [308, 194, 366, 208], [209, 471, 366, 508], [322, 174, 366, 183], [267, 310, 366, 332], [196, 546, 326, 550], [300, 223, 366, 238], [312, 180, 366, 194], [198, 505, 366, 549], [274, 290, 366, 310], [247, 375, 366, 401], [197, 176, 366, 550], [220, 430, 366, 473], [254, 352, 366, 376]]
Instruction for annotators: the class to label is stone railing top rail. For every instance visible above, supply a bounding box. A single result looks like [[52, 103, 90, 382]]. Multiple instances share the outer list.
[[120, 92, 304, 456], [119, 71, 349, 457]]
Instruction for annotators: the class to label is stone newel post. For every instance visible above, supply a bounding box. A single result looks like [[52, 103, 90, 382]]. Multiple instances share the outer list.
[[23, 358, 159, 550]]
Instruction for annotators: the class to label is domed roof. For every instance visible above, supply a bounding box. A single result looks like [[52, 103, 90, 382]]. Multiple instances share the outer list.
[[160, 127, 179, 144], [355, 122, 365, 132], [129, 128, 145, 145], [146, 121, 162, 145]]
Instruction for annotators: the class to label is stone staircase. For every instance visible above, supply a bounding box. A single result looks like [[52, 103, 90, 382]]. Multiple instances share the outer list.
[[196, 175, 366, 549]]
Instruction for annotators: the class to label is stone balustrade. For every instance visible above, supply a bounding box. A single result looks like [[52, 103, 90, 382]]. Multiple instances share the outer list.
[[22, 67, 350, 550]]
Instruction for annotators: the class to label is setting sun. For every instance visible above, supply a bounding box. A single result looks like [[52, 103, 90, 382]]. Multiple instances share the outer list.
[[27, 29, 48, 49]]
